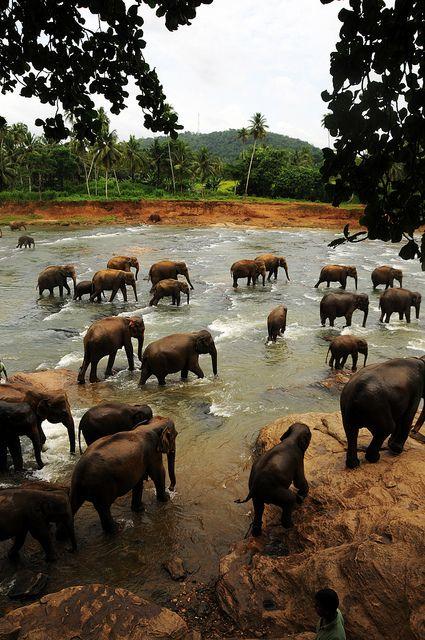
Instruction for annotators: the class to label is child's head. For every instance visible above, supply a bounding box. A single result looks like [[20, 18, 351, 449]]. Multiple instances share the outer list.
[[315, 588, 339, 619]]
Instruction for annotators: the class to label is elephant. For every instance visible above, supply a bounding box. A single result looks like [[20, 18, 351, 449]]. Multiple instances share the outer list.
[[267, 305, 287, 342], [0, 381, 75, 454], [9, 221, 26, 231], [341, 356, 425, 468], [140, 329, 218, 386], [78, 402, 153, 452], [314, 265, 358, 290], [70, 416, 177, 533], [107, 255, 140, 280], [326, 335, 368, 371], [371, 265, 403, 289], [16, 235, 35, 248], [0, 486, 76, 561], [230, 259, 267, 288], [320, 291, 369, 327], [235, 422, 311, 536], [255, 254, 290, 281], [148, 260, 194, 291], [0, 401, 43, 471], [37, 264, 77, 297], [77, 316, 145, 384], [379, 288, 421, 323], [73, 280, 94, 300], [90, 269, 137, 302], [149, 279, 190, 307]]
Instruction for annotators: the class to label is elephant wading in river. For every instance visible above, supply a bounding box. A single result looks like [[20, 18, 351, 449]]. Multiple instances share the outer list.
[[78, 402, 153, 452], [78, 316, 145, 384], [73, 280, 94, 300], [255, 254, 290, 281], [320, 291, 369, 327], [149, 279, 190, 306], [379, 288, 421, 323], [267, 305, 287, 342], [235, 422, 311, 536], [149, 261, 194, 291], [231, 259, 266, 288], [341, 356, 425, 468], [91, 269, 137, 302], [140, 330, 217, 386], [17, 235, 35, 249], [372, 265, 403, 289], [0, 401, 43, 471], [107, 256, 140, 280], [37, 264, 77, 297], [315, 265, 358, 290], [70, 417, 177, 533], [326, 335, 368, 371]]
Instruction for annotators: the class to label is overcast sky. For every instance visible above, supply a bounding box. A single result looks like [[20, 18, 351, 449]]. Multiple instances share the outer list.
[[1, 0, 342, 148]]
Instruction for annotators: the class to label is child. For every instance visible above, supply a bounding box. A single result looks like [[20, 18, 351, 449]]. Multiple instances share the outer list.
[[315, 588, 346, 640], [0, 360, 7, 382]]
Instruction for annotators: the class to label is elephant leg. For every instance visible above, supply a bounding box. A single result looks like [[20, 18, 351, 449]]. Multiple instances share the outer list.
[[49, 288, 54, 296], [320, 313, 326, 327], [344, 312, 353, 327], [189, 357, 205, 379], [340, 277, 347, 289], [157, 375, 166, 386], [139, 361, 151, 385], [399, 311, 403, 320], [314, 278, 322, 288], [94, 501, 118, 534], [233, 275, 238, 288], [385, 312, 391, 323], [351, 352, 358, 371], [131, 479, 145, 512], [175, 291, 181, 306], [405, 308, 411, 323], [120, 285, 128, 302], [64, 282, 71, 295], [8, 436, 24, 471], [8, 530, 27, 560], [0, 441, 8, 471], [329, 316, 335, 327], [29, 518, 56, 561], [335, 356, 343, 370], [104, 351, 118, 378], [274, 267, 278, 280], [329, 354, 335, 368], [77, 356, 90, 384], [267, 270, 272, 282], [345, 425, 360, 468], [181, 366, 189, 380], [30, 429, 44, 469], [89, 358, 101, 383], [124, 342, 135, 371], [389, 404, 418, 454], [279, 490, 297, 528], [251, 497, 264, 537], [247, 275, 251, 286], [379, 309, 384, 322], [38, 422, 47, 445], [327, 281, 330, 287], [385, 283, 389, 290], [150, 464, 168, 502], [294, 468, 309, 502], [365, 415, 395, 463], [59, 285, 64, 297], [109, 286, 120, 302]]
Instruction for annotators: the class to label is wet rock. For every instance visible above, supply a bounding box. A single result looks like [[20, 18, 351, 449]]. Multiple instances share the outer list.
[[0, 583, 188, 639], [164, 557, 187, 581], [7, 570, 48, 601], [217, 412, 425, 640], [316, 370, 351, 392]]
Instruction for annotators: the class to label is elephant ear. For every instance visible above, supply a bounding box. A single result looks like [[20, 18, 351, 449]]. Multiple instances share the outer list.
[[158, 424, 175, 453], [36, 398, 50, 419], [280, 425, 293, 441], [195, 333, 208, 353]]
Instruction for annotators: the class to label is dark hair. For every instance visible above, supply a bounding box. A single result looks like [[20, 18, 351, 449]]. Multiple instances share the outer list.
[[315, 588, 339, 613]]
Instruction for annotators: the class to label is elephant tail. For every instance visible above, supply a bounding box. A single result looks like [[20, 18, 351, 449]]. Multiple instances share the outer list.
[[78, 422, 83, 454], [325, 345, 331, 364], [234, 490, 252, 504]]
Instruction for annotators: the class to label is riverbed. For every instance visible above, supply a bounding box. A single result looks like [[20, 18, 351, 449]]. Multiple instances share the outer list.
[[0, 225, 424, 608]]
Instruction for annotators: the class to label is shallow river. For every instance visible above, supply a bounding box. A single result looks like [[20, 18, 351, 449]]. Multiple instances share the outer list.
[[0, 224, 424, 607]]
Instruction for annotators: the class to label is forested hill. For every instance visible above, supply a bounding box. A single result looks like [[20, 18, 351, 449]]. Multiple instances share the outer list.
[[137, 129, 323, 163]]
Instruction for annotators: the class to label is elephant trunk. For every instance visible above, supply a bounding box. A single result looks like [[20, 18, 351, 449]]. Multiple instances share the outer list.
[[135, 266, 139, 281], [137, 336, 144, 362], [284, 264, 290, 281], [362, 308, 368, 328], [412, 399, 425, 433], [415, 301, 421, 319], [398, 276, 403, 287], [187, 290, 190, 304], [354, 275, 358, 290], [167, 450, 176, 491], [210, 343, 218, 376], [65, 414, 76, 454], [185, 272, 194, 290], [363, 349, 368, 367], [132, 282, 138, 301]]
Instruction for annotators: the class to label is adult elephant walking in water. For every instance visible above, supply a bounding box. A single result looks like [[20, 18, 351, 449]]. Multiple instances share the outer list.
[[320, 291, 369, 327], [90, 269, 138, 302], [37, 265, 77, 297], [315, 265, 357, 290], [379, 288, 421, 323], [107, 256, 140, 280], [148, 260, 194, 291], [255, 254, 290, 282]]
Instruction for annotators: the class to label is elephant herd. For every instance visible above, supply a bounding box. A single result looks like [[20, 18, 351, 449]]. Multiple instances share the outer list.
[[0, 245, 424, 562]]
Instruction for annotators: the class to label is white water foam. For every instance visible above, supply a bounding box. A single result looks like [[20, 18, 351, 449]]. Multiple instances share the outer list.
[[55, 352, 82, 368]]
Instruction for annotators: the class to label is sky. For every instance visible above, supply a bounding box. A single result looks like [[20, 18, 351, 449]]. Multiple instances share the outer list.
[[1, 0, 342, 148]]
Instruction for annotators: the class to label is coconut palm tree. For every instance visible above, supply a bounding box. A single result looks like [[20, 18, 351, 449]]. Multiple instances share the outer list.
[[195, 146, 216, 191], [124, 135, 144, 182], [244, 113, 268, 196], [163, 104, 177, 193], [237, 127, 250, 158], [0, 147, 15, 190], [92, 130, 121, 198], [148, 139, 167, 188]]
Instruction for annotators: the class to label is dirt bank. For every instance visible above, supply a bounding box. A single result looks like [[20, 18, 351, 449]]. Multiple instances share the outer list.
[[0, 199, 364, 230]]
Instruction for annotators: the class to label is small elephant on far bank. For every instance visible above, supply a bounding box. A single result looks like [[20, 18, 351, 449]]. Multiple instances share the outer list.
[[235, 422, 311, 537], [231, 259, 266, 288], [379, 288, 421, 323], [320, 291, 369, 327], [149, 279, 190, 306], [326, 335, 368, 371], [17, 235, 35, 248], [267, 305, 287, 342], [9, 221, 27, 231], [315, 265, 357, 290], [372, 265, 403, 289]]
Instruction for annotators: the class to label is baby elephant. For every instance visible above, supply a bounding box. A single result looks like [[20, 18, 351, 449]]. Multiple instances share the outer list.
[[267, 305, 287, 342], [149, 279, 190, 306], [16, 235, 35, 249], [73, 280, 94, 300], [326, 335, 368, 371], [0, 400, 43, 471], [236, 422, 311, 537]]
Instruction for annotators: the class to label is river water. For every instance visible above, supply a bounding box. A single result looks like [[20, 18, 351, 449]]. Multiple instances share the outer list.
[[0, 224, 424, 607]]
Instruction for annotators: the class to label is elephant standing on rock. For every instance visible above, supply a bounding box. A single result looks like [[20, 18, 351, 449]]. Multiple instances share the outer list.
[[78, 402, 153, 452], [149, 261, 194, 291], [315, 265, 358, 290], [140, 330, 217, 386], [372, 265, 403, 289], [73, 280, 94, 300], [230, 259, 266, 288], [320, 291, 369, 327], [326, 335, 368, 371], [9, 221, 26, 231], [78, 316, 145, 384], [0, 401, 43, 471], [149, 279, 190, 306], [235, 423, 311, 537], [379, 288, 421, 323], [255, 254, 290, 281], [90, 269, 137, 302], [267, 305, 287, 342], [341, 356, 425, 468], [37, 265, 77, 297], [70, 417, 177, 533], [107, 256, 140, 280], [17, 235, 35, 248]]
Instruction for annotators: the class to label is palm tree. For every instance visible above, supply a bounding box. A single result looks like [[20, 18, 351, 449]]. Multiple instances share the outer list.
[[163, 104, 177, 193], [237, 127, 250, 157], [244, 113, 268, 196], [148, 139, 167, 188], [170, 140, 194, 192], [196, 146, 216, 190], [92, 130, 121, 198], [124, 135, 144, 182], [0, 147, 15, 190]]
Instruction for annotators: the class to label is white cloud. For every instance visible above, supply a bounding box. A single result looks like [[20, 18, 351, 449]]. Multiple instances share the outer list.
[[0, 0, 341, 148]]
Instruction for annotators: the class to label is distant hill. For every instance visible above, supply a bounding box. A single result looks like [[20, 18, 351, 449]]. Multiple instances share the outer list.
[[137, 129, 323, 164]]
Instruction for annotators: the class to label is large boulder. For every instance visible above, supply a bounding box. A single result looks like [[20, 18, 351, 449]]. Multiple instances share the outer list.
[[0, 584, 188, 640], [217, 412, 425, 639]]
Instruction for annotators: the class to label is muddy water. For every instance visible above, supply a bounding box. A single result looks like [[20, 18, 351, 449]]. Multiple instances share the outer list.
[[0, 225, 424, 606]]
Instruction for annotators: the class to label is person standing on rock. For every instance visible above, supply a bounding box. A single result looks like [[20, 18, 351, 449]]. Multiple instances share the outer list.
[[0, 360, 8, 382], [314, 588, 346, 640]]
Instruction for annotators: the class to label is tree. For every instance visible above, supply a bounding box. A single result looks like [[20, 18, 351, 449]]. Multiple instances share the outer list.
[[164, 104, 177, 193], [195, 146, 217, 189], [124, 135, 144, 182], [147, 139, 167, 188], [244, 113, 268, 195], [92, 131, 121, 198], [237, 127, 250, 156], [321, 0, 425, 267], [0, 1, 213, 141]]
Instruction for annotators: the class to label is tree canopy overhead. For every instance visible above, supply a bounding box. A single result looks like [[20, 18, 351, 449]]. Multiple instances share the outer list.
[[321, 0, 425, 263], [0, 0, 213, 142]]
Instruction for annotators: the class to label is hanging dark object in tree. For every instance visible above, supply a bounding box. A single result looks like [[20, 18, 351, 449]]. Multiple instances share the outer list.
[[328, 224, 368, 248], [0, 1, 213, 142]]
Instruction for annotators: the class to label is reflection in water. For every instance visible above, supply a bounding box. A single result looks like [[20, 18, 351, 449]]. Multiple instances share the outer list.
[[0, 225, 423, 605]]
